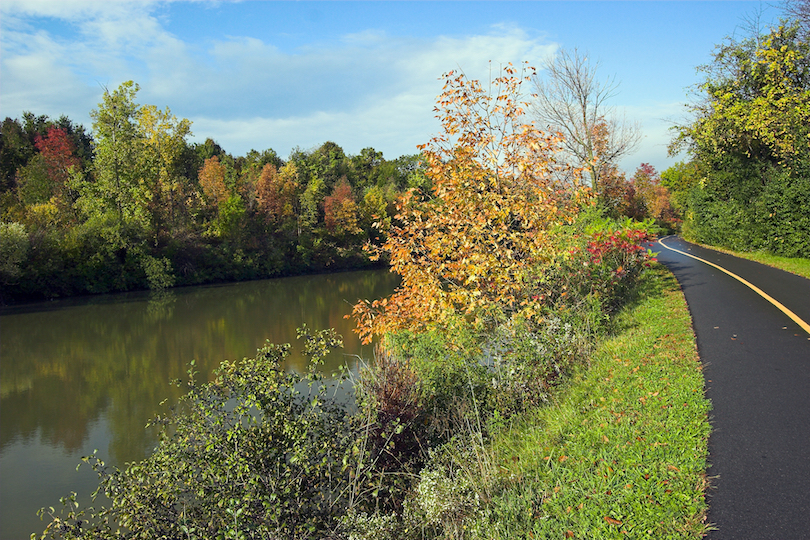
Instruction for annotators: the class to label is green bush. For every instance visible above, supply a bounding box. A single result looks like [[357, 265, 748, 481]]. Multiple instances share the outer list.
[[36, 328, 353, 540], [0, 221, 29, 286], [140, 254, 176, 291], [755, 167, 810, 258]]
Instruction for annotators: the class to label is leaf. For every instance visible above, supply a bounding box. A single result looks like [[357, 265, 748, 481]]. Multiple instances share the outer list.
[[604, 516, 623, 526]]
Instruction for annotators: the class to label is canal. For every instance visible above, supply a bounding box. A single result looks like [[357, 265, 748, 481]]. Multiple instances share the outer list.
[[0, 269, 398, 540]]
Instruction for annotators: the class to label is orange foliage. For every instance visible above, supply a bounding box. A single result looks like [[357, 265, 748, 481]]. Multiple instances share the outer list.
[[350, 63, 584, 343], [256, 162, 298, 224], [631, 163, 679, 226], [323, 178, 361, 236]]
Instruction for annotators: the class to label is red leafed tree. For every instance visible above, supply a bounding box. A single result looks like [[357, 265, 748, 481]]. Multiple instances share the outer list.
[[350, 63, 584, 343], [35, 126, 81, 201], [630, 163, 677, 225]]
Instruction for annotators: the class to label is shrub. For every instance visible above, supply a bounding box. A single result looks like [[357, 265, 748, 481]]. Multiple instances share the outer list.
[[35, 328, 353, 540], [530, 219, 657, 319], [486, 314, 589, 417], [0, 221, 29, 286], [140, 254, 176, 291]]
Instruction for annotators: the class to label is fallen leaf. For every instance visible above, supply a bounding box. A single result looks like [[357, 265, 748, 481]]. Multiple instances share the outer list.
[[604, 516, 623, 526]]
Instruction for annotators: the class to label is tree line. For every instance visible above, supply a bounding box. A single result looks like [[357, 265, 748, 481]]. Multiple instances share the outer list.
[[0, 82, 427, 302], [0, 55, 684, 306], [5, 13, 806, 307]]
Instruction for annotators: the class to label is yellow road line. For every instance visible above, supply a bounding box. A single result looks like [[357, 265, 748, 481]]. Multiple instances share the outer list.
[[658, 237, 810, 336]]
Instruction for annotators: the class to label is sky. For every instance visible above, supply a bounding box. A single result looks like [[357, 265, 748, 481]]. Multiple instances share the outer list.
[[0, 0, 786, 173]]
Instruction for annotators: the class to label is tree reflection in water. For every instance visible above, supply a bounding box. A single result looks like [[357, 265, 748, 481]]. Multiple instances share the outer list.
[[0, 269, 397, 538]]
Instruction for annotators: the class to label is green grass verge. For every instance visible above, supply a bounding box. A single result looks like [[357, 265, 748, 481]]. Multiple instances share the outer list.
[[687, 241, 810, 280], [472, 267, 711, 539]]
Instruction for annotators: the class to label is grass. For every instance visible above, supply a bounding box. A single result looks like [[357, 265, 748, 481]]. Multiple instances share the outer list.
[[687, 241, 810, 280], [470, 267, 711, 539]]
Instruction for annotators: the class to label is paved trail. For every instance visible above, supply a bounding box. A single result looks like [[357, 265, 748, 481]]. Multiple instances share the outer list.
[[652, 237, 810, 539]]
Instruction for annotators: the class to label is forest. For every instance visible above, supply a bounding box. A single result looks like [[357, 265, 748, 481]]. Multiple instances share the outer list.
[[0, 81, 427, 303]]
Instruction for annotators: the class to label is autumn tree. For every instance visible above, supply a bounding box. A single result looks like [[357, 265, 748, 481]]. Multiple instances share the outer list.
[[255, 162, 299, 230], [198, 155, 230, 210], [594, 162, 633, 218], [1, 114, 91, 222], [11, 127, 83, 230], [628, 163, 678, 227], [351, 63, 582, 343], [323, 178, 361, 242], [533, 48, 641, 190]]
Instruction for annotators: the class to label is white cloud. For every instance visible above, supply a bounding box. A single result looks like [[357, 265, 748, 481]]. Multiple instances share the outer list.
[[0, 0, 182, 124], [184, 26, 558, 156], [1, 3, 559, 159]]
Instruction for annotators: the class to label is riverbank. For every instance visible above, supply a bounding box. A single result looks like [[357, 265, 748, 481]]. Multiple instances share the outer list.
[[27, 207, 713, 540], [467, 266, 711, 538]]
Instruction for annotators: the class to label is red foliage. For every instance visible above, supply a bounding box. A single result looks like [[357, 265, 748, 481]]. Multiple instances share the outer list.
[[530, 227, 657, 312], [34, 126, 80, 193], [584, 229, 656, 266]]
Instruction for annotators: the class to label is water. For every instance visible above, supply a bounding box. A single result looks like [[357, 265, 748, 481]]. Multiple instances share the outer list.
[[0, 269, 398, 540]]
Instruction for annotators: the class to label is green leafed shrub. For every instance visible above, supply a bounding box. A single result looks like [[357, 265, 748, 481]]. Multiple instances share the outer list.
[[0, 221, 29, 286], [35, 328, 353, 540], [140, 254, 176, 291]]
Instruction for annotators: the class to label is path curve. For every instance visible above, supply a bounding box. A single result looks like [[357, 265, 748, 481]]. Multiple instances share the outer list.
[[651, 236, 810, 539]]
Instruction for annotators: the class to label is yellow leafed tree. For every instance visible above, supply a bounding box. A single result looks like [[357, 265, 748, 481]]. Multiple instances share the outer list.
[[351, 63, 584, 343]]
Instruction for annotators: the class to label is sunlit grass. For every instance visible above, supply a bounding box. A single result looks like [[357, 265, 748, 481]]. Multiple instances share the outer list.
[[472, 267, 711, 539]]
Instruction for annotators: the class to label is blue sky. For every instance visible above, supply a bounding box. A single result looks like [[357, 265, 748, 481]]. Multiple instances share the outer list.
[[0, 1, 785, 173]]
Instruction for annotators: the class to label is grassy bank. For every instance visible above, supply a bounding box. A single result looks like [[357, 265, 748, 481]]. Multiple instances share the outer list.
[[469, 266, 711, 539], [686, 241, 810, 280]]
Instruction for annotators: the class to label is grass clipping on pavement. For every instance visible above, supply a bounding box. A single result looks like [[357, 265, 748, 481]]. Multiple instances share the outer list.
[[475, 266, 711, 539]]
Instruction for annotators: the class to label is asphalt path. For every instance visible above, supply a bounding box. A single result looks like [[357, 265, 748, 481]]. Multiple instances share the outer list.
[[651, 236, 810, 539]]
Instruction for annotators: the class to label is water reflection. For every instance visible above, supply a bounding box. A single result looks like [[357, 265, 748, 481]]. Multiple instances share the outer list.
[[0, 269, 398, 540]]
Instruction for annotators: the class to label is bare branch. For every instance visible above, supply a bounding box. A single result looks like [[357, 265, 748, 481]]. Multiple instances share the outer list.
[[532, 48, 641, 190], [783, 0, 810, 39]]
